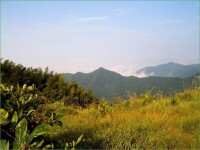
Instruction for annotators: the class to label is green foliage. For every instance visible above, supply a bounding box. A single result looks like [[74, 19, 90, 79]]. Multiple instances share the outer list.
[[0, 84, 38, 125], [1, 59, 98, 107], [0, 108, 9, 125], [13, 118, 28, 149], [1, 59, 53, 91], [0, 84, 61, 149], [0, 84, 36, 131], [44, 74, 98, 107], [0, 140, 9, 150], [0, 118, 52, 150]]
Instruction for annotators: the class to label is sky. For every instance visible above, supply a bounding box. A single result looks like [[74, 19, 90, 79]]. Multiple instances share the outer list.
[[1, 1, 199, 76]]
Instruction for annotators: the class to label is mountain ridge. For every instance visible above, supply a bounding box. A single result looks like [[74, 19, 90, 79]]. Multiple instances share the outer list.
[[64, 62, 199, 100], [135, 62, 199, 78]]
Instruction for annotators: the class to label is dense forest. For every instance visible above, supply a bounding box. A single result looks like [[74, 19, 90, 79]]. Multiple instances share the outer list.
[[0, 59, 199, 149]]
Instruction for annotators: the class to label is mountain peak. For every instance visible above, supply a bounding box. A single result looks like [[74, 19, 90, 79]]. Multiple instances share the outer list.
[[92, 67, 122, 77], [94, 67, 110, 73], [98, 67, 106, 70]]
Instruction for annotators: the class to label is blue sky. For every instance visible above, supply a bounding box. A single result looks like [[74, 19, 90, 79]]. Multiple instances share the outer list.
[[1, 1, 199, 76]]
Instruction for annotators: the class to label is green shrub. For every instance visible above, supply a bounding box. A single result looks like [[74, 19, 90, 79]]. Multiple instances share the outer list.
[[0, 84, 53, 149]]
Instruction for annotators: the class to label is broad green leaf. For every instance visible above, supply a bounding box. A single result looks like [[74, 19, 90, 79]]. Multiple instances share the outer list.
[[13, 118, 27, 149], [0, 84, 5, 90], [22, 84, 27, 91], [17, 108, 23, 119], [27, 94, 33, 102], [0, 140, 9, 150], [10, 111, 18, 128], [0, 109, 9, 125], [19, 96, 25, 105], [5, 87, 10, 91], [26, 124, 51, 143], [10, 85, 14, 92], [27, 85, 34, 91]]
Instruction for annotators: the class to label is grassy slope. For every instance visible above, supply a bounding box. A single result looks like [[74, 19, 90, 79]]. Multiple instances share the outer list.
[[47, 88, 200, 149]]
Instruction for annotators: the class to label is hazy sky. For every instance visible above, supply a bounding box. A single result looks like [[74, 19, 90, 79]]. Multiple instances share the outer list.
[[1, 1, 199, 76]]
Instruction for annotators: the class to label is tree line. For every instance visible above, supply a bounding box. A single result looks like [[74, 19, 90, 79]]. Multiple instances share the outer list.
[[0, 59, 98, 107]]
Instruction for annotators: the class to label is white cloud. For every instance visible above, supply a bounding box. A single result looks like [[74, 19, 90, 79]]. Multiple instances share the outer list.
[[133, 71, 155, 78], [110, 65, 156, 78], [110, 65, 136, 76]]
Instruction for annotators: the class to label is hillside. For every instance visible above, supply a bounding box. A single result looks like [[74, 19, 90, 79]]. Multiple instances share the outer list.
[[64, 67, 196, 100], [135, 62, 199, 78]]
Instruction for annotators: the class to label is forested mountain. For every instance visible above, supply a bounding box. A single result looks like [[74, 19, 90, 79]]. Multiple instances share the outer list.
[[64, 67, 198, 100], [135, 62, 199, 78]]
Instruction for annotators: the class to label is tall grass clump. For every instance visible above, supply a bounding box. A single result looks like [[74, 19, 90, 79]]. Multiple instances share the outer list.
[[47, 88, 200, 149]]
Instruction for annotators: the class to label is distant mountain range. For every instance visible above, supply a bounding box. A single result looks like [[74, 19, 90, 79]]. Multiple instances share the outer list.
[[135, 62, 199, 78], [64, 62, 199, 100]]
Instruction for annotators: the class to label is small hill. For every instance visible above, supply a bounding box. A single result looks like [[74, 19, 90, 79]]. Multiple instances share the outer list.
[[135, 62, 199, 78]]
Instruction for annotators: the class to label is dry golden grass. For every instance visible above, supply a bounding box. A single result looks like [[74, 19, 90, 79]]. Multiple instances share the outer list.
[[47, 88, 200, 149]]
